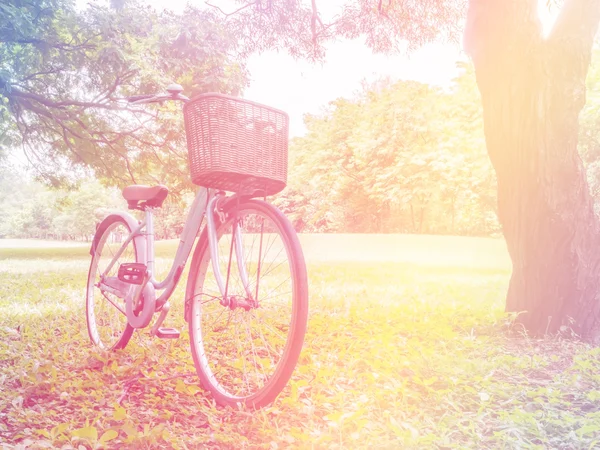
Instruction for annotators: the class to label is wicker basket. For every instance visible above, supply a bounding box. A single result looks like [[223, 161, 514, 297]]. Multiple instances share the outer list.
[[183, 93, 289, 196]]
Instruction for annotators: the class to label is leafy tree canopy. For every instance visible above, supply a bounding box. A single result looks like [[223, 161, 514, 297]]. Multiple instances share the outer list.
[[276, 63, 498, 235], [206, 0, 466, 58], [0, 0, 247, 190], [0, 0, 468, 191]]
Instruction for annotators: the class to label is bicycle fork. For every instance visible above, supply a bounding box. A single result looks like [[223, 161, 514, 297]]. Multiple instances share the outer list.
[[206, 194, 253, 301]]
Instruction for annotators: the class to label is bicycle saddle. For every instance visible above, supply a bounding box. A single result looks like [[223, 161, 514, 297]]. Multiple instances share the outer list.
[[122, 185, 169, 209]]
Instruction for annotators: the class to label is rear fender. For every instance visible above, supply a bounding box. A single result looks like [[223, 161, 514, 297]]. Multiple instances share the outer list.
[[90, 212, 147, 264]]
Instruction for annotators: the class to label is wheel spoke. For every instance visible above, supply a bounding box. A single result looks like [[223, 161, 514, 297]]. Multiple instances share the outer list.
[[255, 289, 293, 304], [242, 312, 268, 386], [100, 291, 127, 315], [249, 310, 289, 342]]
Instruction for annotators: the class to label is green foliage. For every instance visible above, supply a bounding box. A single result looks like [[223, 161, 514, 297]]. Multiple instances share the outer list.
[[2, 237, 600, 448], [205, 0, 465, 59], [0, 0, 247, 188], [0, 156, 190, 241], [0, 178, 122, 240], [279, 64, 499, 235], [0, 176, 192, 240]]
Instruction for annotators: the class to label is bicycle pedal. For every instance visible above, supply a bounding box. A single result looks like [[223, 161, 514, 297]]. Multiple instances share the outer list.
[[155, 327, 180, 339], [118, 263, 147, 285]]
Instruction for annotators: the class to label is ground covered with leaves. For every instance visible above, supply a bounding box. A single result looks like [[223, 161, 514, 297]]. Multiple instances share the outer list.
[[1, 237, 600, 449]]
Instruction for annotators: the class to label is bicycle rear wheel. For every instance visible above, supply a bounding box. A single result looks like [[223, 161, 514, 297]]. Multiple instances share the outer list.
[[86, 215, 136, 350], [186, 199, 308, 408]]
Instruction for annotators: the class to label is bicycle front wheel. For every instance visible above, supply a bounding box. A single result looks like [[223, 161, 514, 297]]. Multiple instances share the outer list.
[[186, 199, 308, 408]]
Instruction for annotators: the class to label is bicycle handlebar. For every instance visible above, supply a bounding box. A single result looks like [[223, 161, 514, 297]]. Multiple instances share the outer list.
[[126, 84, 190, 105], [127, 93, 189, 104]]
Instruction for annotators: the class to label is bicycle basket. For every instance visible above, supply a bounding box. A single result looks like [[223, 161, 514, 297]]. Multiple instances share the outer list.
[[183, 93, 289, 196]]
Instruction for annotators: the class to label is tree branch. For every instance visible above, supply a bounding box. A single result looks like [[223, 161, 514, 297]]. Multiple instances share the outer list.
[[19, 67, 67, 82], [205, 1, 257, 17], [9, 86, 152, 114], [0, 36, 96, 51], [311, 0, 318, 49]]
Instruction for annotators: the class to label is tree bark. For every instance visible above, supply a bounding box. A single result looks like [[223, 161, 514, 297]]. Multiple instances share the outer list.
[[466, 0, 600, 339]]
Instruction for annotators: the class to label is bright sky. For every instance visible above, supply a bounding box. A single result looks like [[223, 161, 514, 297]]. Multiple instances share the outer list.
[[245, 42, 463, 137]]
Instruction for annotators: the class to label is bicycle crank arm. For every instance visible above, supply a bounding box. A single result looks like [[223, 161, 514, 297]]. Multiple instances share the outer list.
[[150, 302, 170, 336], [149, 303, 180, 339]]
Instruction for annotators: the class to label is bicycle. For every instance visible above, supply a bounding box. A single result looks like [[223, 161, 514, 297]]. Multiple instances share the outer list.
[[85, 84, 309, 408]]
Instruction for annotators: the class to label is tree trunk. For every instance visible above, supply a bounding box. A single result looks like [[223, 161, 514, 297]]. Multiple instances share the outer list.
[[466, 0, 600, 339]]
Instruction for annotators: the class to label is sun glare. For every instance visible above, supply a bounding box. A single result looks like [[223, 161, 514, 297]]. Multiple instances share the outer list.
[[539, 0, 561, 36]]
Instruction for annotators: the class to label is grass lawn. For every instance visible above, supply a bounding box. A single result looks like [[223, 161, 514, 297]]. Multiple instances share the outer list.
[[1, 235, 599, 449]]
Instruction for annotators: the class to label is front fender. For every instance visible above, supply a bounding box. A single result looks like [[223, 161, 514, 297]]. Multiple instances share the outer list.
[[90, 212, 147, 265]]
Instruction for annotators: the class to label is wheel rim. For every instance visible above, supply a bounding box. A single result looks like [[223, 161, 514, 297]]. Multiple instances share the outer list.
[[190, 207, 296, 401], [87, 221, 135, 350]]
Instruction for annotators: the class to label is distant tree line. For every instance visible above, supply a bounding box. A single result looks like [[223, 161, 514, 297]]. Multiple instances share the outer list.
[[275, 64, 497, 235], [0, 173, 190, 241]]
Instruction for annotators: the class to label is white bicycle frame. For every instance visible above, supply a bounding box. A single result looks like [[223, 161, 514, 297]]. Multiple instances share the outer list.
[[96, 187, 252, 331]]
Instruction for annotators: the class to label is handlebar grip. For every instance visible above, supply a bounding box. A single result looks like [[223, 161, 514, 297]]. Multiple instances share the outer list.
[[127, 94, 154, 103]]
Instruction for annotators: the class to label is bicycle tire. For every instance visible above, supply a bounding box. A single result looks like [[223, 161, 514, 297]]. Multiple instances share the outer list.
[[86, 215, 136, 350], [185, 199, 308, 408]]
